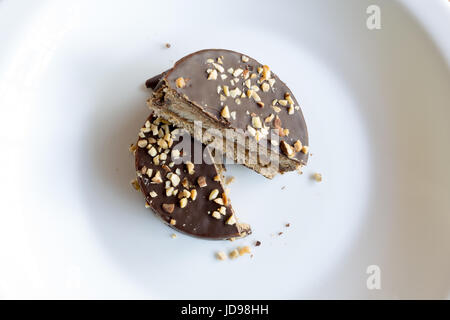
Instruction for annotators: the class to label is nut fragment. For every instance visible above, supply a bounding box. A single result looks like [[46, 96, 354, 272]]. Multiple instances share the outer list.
[[209, 189, 219, 200], [314, 173, 323, 182], [221, 105, 230, 119], [278, 99, 288, 106], [170, 218, 176, 225], [213, 62, 224, 73], [185, 161, 195, 175], [170, 173, 180, 187], [197, 176, 207, 188], [261, 65, 271, 80], [294, 140, 303, 152], [252, 116, 262, 129], [261, 82, 270, 92], [233, 68, 243, 77], [238, 246, 251, 256], [179, 197, 188, 208], [151, 171, 163, 184], [241, 55, 249, 62], [280, 140, 295, 157], [137, 139, 148, 148], [213, 175, 221, 182], [207, 69, 218, 80], [301, 145, 309, 154], [149, 191, 157, 198], [223, 85, 230, 96], [175, 77, 186, 88], [216, 251, 227, 260], [218, 206, 227, 215], [225, 214, 236, 225], [285, 92, 294, 105], [162, 203, 174, 214], [229, 249, 239, 259], [264, 114, 274, 123], [190, 189, 197, 200], [211, 211, 221, 219]]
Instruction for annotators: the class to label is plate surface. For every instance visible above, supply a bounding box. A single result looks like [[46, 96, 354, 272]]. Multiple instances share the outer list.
[[0, 0, 449, 299]]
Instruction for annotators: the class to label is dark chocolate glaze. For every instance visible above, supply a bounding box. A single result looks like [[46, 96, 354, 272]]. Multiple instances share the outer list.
[[158, 49, 308, 165], [135, 114, 247, 239]]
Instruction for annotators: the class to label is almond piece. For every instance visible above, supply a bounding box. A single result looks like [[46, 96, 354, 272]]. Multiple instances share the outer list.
[[162, 203, 174, 214]]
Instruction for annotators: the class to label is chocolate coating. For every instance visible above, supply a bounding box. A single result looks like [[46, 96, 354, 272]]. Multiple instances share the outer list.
[[162, 49, 309, 165], [135, 114, 248, 239]]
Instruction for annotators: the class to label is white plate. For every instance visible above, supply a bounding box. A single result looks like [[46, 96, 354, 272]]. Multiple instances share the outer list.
[[0, 0, 449, 299]]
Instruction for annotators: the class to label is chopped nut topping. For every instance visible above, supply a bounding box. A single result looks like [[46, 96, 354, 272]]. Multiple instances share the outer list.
[[175, 77, 186, 88], [264, 114, 274, 123], [170, 218, 176, 225], [221, 105, 230, 119], [146, 168, 153, 177], [209, 189, 219, 200], [218, 206, 227, 215], [252, 116, 262, 129], [314, 173, 323, 182], [211, 211, 221, 219], [179, 197, 188, 208], [225, 214, 236, 225], [233, 68, 243, 77], [244, 79, 251, 88], [278, 99, 288, 106], [294, 140, 303, 152], [207, 69, 218, 80], [166, 187, 174, 197], [197, 176, 207, 188], [162, 203, 175, 214], [239, 246, 251, 256], [222, 85, 230, 96], [213, 174, 221, 182], [151, 171, 163, 184], [137, 139, 148, 148], [148, 147, 157, 157], [216, 251, 227, 260], [261, 65, 271, 80], [230, 111, 236, 120], [241, 55, 249, 62], [280, 140, 295, 157], [301, 145, 309, 154], [185, 161, 195, 175], [190, 189, 197, 200], [251, 91, 261, 102], [261, 82, 270, 92], [220, 74, 228, 80], [149, 191, 157, 198], [213, 62, 224, 73], [214, 198, 224, 205], [169, 173, 180, 187], [268, 78, 276, 87], [227, 67, 234, 74], [288, 105, 295, 115], [285, 92, 294, 105], [229, 88, 241, 98], [273, 106, 281, 113]]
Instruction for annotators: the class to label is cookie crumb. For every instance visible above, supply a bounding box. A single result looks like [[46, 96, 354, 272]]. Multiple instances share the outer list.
[[216, 251, 227, 260], [255, 241, 261, 247], [278, 232, 283, 236], [165, 43, 171, 48], [285, 223, 290, 228]]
